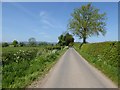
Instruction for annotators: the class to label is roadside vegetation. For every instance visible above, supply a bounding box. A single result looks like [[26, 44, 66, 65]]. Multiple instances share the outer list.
[[2, 33, 75, 88], [74, 41, 119, 85], [2, 2, 118, 88], [2, 37, 69, 88]]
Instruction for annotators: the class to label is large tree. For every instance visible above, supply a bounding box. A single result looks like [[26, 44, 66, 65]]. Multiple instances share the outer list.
[[68, 3, 107, 43]]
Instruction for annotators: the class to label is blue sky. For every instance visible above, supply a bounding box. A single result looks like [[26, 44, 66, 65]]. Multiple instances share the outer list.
[[2, 2, 118, 43]]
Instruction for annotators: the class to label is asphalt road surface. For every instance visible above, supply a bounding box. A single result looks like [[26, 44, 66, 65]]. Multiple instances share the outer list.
[[31, 48, 117, 88]]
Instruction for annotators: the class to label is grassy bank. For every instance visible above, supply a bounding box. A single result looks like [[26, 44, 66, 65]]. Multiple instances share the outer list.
[[74, 41, 119, 85], [2, 46, 67, 88]]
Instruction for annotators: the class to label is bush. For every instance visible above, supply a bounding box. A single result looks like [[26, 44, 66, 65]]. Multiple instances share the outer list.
[[2, 49, 38, 65], [2, 42, 9, 47], [46, 46, 62, 50]]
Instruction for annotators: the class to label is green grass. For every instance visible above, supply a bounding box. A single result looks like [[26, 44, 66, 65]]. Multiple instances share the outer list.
[[74, 41, 119, 85], [2, 47, 43, 53], [2, 46, 67, 88]]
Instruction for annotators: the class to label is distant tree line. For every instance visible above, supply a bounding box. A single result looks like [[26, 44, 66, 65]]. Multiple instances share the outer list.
[[2, 33, 75, 47], [2, 37, 54, 47]]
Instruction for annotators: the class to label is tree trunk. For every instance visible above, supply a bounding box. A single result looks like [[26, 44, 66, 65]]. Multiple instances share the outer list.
[[83, 28, 87, 43], [79, 36, 86, 49], [83, 37, 86, 43]]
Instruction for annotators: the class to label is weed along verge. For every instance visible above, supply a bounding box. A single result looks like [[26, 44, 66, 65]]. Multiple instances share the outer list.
[[2, 46, 68, 88], [74, 41, 119, 85], [28, 47, 68, 88]]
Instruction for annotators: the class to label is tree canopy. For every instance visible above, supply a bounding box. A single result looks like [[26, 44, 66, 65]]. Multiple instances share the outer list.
[[12, 40, 18, 47], [19, 42, 25, 47], [68, 3, 107, 43], [58, 33, 74, 46], [2, 42, 9, 47]]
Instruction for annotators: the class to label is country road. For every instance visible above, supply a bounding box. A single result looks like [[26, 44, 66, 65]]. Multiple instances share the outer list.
[[29, 48, 117, 88]]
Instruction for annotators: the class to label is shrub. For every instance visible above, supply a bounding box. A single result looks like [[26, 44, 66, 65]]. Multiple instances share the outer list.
[[2, 49, 38, 65], [2, 42, 9, 47]]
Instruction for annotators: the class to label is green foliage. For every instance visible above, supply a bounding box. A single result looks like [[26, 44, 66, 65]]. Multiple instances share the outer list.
[[68, 3, 107, 43], [58, 33, 74, 46], [28, 37, 37, 46], [46, 46, 62, 50], [38, 42, 54, 47], [19, 42, 26, 47], [2, 49, 38, 65], [64, 33, 74, 46], [58, 34, 66, 46], [2, 47, 41, 53], [74, 41, 119, 84], [2, 42, 9, 47], [38, 42, 48, 46], [12, 40, 18, 47], [2, 46, 66, 88]]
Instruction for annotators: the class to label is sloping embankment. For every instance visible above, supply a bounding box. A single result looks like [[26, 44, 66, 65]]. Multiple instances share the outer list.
[[74, 41, 120, 85]]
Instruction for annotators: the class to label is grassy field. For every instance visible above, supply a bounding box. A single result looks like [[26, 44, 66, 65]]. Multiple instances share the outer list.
[[2, 46, 67, 88], [74, 41, 119, 85], [2, 47, 43, 53]]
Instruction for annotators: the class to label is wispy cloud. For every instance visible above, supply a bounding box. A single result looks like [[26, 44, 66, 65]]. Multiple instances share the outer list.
[[39, 11, 54, 28], [11, 3, 62, 30], [32, 29, 50, 38], [11, 3, 64, 31], [39, 11, 46, 17], [42, 19, 55, 28], [39, 32, 50, 38], [12, 3, 38, 19], [39, 11, 64, 30]]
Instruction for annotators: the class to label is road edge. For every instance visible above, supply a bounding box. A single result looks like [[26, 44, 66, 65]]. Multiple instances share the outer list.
[[73, 48, 118, 88], [27, 48, 68, 88]]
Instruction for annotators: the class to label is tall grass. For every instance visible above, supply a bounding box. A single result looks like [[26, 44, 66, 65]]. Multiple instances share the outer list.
[[74, 41, 119, 85]]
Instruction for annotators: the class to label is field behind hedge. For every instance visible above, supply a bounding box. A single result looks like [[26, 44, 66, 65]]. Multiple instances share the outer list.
[[2, 46, 67, 88], [74, 41, 120, 85]]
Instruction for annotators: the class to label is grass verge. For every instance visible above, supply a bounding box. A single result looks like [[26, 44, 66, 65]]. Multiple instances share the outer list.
[[74, 42, 119, 85], [2, 47, 67, 88], [27, 47, 68, 88]]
